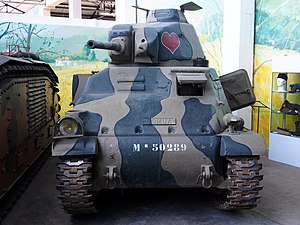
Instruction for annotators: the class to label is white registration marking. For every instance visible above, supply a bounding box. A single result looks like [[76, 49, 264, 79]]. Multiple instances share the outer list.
[[133, 144, 141, 152], [133, 143, 187, 152]]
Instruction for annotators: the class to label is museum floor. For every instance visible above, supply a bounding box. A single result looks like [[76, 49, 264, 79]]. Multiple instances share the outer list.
[[1, 152, 300, 225]]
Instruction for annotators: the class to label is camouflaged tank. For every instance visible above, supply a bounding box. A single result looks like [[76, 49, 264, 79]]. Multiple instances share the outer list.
[[52, 2, 265, 214], [0, 53, 60, 200]]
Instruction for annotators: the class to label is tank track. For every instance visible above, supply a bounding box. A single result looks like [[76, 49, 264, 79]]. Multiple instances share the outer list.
[[218, 156, 263, 210], [56, 158, 97, 214]]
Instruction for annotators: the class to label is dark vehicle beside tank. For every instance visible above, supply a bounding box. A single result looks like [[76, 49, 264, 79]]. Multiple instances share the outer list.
[[0, 52, 60, 201], [52, 2, 265, 214]]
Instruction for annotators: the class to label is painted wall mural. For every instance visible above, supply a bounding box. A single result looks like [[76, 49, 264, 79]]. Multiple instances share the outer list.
[[185, 0, 224, 75], [0, 22, 109, 115], [254, 0, 300, 147]]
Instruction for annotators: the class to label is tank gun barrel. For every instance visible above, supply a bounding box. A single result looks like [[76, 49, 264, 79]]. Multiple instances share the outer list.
[[87, 40, 121, 51]]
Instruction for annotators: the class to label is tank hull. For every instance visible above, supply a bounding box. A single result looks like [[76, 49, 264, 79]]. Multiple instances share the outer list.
[[53, 67, 263, 190]]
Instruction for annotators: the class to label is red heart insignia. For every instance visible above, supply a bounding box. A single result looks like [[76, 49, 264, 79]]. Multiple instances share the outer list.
[[161, 32, 180, 54]]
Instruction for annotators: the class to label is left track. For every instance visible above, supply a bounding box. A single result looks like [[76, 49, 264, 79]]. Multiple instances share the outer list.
[[56, 158, 97, 214]]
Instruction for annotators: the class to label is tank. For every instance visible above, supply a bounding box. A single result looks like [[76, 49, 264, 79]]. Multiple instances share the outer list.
[[0, 53, 60, 200], [52, 2, 265, 214]]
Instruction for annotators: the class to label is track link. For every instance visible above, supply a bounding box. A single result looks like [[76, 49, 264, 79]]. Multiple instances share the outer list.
[[56, 158, 96, 214], [218, 156, 263, 210]]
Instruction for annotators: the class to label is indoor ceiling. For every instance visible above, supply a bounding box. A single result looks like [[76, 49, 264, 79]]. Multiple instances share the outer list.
[[50, 0, 115, 20], [0, 0, 115, 20], [0, 0, 44, 14]]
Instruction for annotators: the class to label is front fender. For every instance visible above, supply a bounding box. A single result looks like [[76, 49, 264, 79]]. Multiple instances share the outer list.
[[219, 130, 266, 156], [52, 136, 98, 156]]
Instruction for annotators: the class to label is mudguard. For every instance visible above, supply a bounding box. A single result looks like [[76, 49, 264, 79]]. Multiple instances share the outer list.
[[52, 136, 98, 156], [219, 130, 266, 156]]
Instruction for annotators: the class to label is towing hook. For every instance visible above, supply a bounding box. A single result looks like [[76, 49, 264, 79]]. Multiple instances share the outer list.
[[103, 166, 123, 189], [104, 166, 117, 189], [196, 165, 214, 188]]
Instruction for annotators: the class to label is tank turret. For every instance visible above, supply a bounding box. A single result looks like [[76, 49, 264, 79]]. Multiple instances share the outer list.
[[87, 3, 205, 66]]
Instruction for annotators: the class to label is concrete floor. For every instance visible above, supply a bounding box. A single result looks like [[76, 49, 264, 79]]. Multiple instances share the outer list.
[[1, 153, 300, 225]]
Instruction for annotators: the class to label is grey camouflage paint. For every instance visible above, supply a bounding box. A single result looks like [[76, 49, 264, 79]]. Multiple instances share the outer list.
[[52, 7, 265, 190]]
